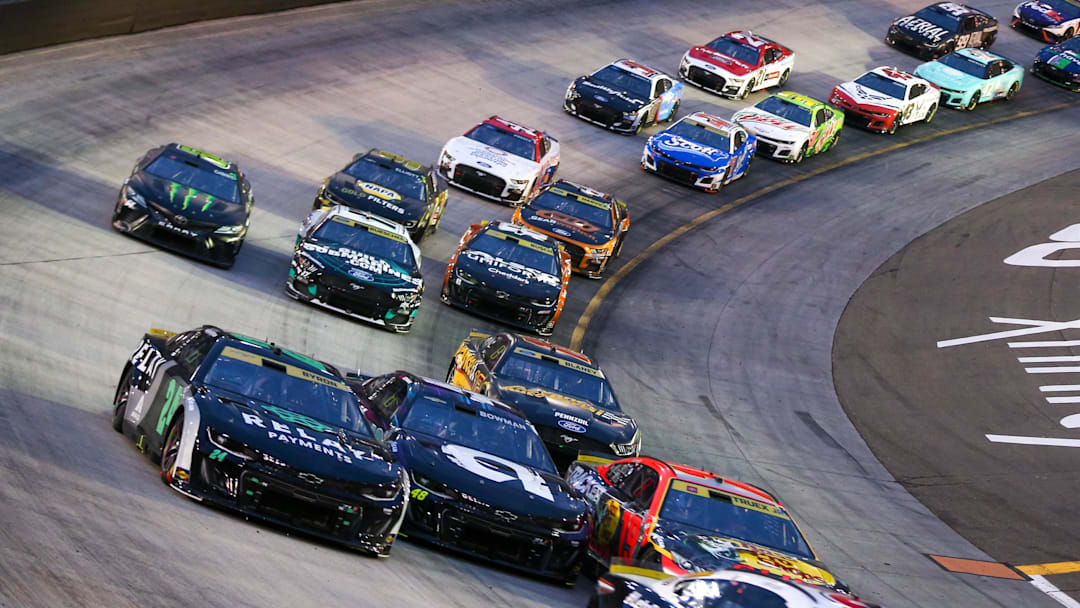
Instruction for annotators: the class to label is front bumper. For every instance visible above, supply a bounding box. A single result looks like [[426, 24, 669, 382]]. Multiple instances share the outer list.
[[885, 31, 947, 59], [1012, 17, 1072, 43], [640, 147, 724, 192], [935, 86, 973, 108], [438, 163, 530, 206], [678, 61, 745, 98], [286, 270, 419, 333], [112, 194, 243, 267], [750, 133, 802, 163], [831, 99, 896, 133], [441, 276, 558, 336], [563, 99, 638, 133], [1032, 61, 1080, 91]]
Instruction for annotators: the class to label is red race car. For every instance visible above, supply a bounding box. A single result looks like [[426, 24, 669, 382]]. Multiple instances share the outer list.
[[678, 30, 795, 99]]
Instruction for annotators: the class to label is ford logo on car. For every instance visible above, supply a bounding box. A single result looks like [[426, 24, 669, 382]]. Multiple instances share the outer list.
[[557, 419, 587, 433]]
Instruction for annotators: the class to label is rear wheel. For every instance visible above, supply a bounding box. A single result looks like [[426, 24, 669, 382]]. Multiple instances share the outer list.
[[964, 91, 980, 111], [924, 103, 937, 124], [159, 411, 184, 483], [111, 365, 133, 432], [982, 32, 996, 48], [736, 78, 755, 100], [1064, 27, 1075, 40], [665, 100, 680, 123], [886, 118, 899, 135], [1005, 82, 1019, 101]]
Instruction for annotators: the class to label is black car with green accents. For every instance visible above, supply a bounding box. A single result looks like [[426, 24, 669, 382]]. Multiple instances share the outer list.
[[111, 325, 408, 556], [112, 143, 253, 268]]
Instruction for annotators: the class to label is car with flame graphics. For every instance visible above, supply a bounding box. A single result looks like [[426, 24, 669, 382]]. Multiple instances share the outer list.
[[350, 371, 590, 583], [1013, 0, 1080, 43], [678, 30, 795, 100], [564, 59, 683, 134], [732, 92, 844, 164], [312, 149, 447, 243], [1032, 35, 1080, 90], [441, 221, 571, 336], [447, 331, 640, 471], [641, 112, 756, 192], [437, 116, 560, 206], [566, 455, 847, 592], [511, 180, 629, 279], [829, 67, 941, 134], [111, 326, 408, 556], [914, 48, 1024, 110], [112, 143, 253, 268], [886, 3, 998, 60]]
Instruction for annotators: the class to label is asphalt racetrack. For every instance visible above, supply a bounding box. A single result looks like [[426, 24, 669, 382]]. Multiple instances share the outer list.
[[1, 0, 1078, 606]]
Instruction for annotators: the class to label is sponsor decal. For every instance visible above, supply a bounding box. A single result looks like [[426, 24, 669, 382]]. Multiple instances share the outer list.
[[337, 186, 406, 215], [356, 180, 401, 201], [1024, 1, 1064, 22], [156, 219, 198, 238], [736, 112, 799, 130], [469, 147, 511, 167], [554, 410, 589, 426], [500, 384, 634, 425], [655, 134, 721, 157], [442, 443, 554, 501], [239, 410, 365, 464], [301, 242, 420, 285], [461, 250, 561, 287], [895, 15, 949, 42], [692, 536, 832, 587], [557, 419, 587, 433], [852, 84, 896, 103], [478, 408, 529, 431], [348, 268, 374, 281], [581, 80, 647, 105]]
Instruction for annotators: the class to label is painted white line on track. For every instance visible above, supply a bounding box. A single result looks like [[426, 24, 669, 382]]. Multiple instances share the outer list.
[[1020, 356, 1080, 363], [1040, 385, 1080, 392], [1026, 367, 1080, 374], [1046, 396, 1080, 403], [986, 435, 1080, 447], [1031, 575, 1080, 608], [938, 317, 1080, 348], [1011, 340, 1080, 348]]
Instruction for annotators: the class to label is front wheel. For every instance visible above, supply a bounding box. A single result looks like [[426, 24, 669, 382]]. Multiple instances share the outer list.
[[1005, 82, 1019, 101], [1064, 27, 1076, 40], [793, 143, 807, 164], [111, 365, 133, 432], [778, 69, 790, 87], [886, 118, 899, 135], [924, 103, 937, 124], [964, 91, 980, 112], [159, 411, 184, 482]]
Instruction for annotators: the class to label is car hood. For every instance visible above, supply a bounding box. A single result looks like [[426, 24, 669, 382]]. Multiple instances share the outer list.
[[517, 206, 614, 247], [893, 14, 954, 44], [571, 76, 648, 113], [916, 62, 982, 90], [835, 81, 903, 111], [130, 172, 247, 226], [490, 379, 637, 444], [325, 172, 427, 222], [687, 46, 756, 77], [648, 131, 732, 168], [732, 108, 811, 141], [298, 239, 422, 291], [1039, 44, 1080, 71], [455, 248, 561, 299], [443, 136, 538, 179], [1019, 1, 1070, 27]]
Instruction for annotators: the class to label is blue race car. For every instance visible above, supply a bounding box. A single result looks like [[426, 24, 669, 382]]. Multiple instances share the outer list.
[[640, 111, 756, 193], [1032, 36, 1080, 90], [914, 48, 1024, 110]]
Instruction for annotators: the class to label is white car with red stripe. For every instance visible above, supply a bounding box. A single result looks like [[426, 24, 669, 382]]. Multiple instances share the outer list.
[[829, 66, 941, 134], [678, 30, 795, 99]]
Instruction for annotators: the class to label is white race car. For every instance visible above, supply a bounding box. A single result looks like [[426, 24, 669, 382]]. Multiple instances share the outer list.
[[732, 91, 844, 164], [829, 66, 941, 134], [678, 30, 795, 99], [437, 116, 560, 206]]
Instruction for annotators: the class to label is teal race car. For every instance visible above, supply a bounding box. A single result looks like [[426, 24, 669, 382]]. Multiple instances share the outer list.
[[915, 48, 1024, 110]]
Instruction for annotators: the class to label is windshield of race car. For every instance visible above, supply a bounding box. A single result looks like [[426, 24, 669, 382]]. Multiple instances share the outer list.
[[754, 96, 813, 127], [310, 216, 417, 270], [659, 481, 814, 559], [589, 65, 653, 100], [144, 153, 240, 203], [468, 230, 560, 276], [667, 120, 731, 152], [529, 188, 614, 232], [401, 396, 556, 473], [204, 346, 372, 435], [343, 157, 426, 201], [913, 6, 964, 30], [495, 347, 620, 410], [705, 37, 761, 66], [938, 52, 991, 78], [854, 72, 907, 99], [464, 123, 537, 161]]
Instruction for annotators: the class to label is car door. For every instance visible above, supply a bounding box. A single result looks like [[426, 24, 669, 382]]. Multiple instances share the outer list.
[[761, 48, 783, 85], [655, 78, 681, 121], [142, 329, 216, 456], [903, 83, 925, 124], [728, 128, 753, 180]]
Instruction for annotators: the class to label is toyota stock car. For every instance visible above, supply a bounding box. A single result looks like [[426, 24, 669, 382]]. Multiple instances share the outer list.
[[886, 3, 999, 59], [1012, 0, 1080, 42], [830, 67, 941, 134], [564, 59, 683, 134], [678, 30, 795, 99], [642, 112, 756, 192], [914, 48, 1024, 110], [733, 92, 844, 164]]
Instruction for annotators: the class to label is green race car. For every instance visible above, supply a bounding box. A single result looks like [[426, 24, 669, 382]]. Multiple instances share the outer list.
[[732, 91, 844, 164]]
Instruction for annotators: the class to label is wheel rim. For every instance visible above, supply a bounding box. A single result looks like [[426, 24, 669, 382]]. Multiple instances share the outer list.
[[968, 93, 979, 110], [780, 70, 789, 86], [1007, 83, 1018, 100], [926, 104, 936, 123], [160, 416, 183, 477]]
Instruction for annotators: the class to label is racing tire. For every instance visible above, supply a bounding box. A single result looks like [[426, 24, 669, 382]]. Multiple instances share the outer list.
[[111, 365, 133, 432], [924, 103, 937, 124], [612, 234, 625, 258], [982, 32, 996, 48], [1065, 28, 1076, 40], [736, 78, 754, 100], [665, 100, 680, 123], [886, 119, 898, 135], [964, 91, 980, 112], [159, 410, 184, 476], [445, 359, 457, 383], [633, 117, 645, 136], [793, 143, 807, 164], [1005, 82, 1019, 101], [828, 127, 840, 151], [778, 69, 790, 88]]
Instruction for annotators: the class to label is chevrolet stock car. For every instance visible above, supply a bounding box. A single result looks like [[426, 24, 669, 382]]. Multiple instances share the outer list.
[[886, 3, 999, 59], [312, 149, 447, 242], [641, 112, 756, 192], [1033, 36, 1080, 90], [563, 59, 683, 134], [350, 371, 590, 582], [437, 116, 560, 206], [442, 221, 571, 336], [830, 67, 941, 134], [511, 180, 629, 279], [111, 326, 408, 555], [732, 92, 844, 164], [447, 331, 639, 470], [1013, 0, 1080, 42], [112, 143, 253, 268], [286, 206, 424, 333], [915, 48, 1024, 110], [678, 30, 795, 99], [566, 455, 846, 591]]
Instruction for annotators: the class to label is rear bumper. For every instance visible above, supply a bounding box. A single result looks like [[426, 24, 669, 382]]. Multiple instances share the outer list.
[[286, 276, 417, 333]]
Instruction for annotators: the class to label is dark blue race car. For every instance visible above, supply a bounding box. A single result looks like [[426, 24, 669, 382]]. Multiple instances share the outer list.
[[1032, 36, 1080, 90], [641, 111, 756, 193]]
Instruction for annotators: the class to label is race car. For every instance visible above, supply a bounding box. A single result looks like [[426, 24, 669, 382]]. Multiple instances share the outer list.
[[590, 565, 882, 608], [441, 221, 571, 336], [564, 59, 683, 134], [566, 455, 846, 591], [678, 30, 795, 99], [511, 180, 629, 279], [447, 331, 640, 470], [350, 371, 590, 582], [286, 206, 424, 333], [437, 116, 560, 206], [732, 92, 844, 164], [886, 3, 999, 59], [312, 149, 447, 242], [112, 143, 253, 268], [1032, 36, 1080, 90], [914, 48, 1024, 110], [829, 67, 941, 134], [1012, 0, 1080, 42], [641, 112, 756, 193], [111, 325, 408, 556]]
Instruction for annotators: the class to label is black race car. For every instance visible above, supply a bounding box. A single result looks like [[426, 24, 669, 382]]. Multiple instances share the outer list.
[[563, 59, 683, 134], [350, 371, 590, 582], [314, 149, 447, 242], [287, 206, 424, 333], [447, 331, 639, 470], [1033, 36, 1080, 90], [886, 3, 998, 59], [112, 143, 253, 268], [441, 221, 571, 336], [111, 325, 407, 556]]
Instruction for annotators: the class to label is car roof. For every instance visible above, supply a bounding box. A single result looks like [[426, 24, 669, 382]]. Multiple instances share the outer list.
[[478, 220, 557, 247], [724, 30, 782, 50], [927, 2, 984, 17], [774, 91, 824, 110], [163, 143, 240, 173], [404, 372, 530, 421], [325, 205, 413, 238], [223, 332, 343, 380], [955, 47, 1007, 64], [546, 180, 616, 208], [506, 333, 599, 367], [358, 148, 431, 175], [481, 115, 545, 142], [683, 111, 739, 133], [630, 457, 778, 504], [869, 65, 918, 83], [610, 58, 666, 81]]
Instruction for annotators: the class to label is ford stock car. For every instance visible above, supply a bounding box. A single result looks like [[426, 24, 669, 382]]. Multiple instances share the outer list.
[[1013, 0, 1080, 42], [111, 326, 408, 556], [312, 149, 447, 242], [112, 143, 253, 268], [564, 59, 683, 134], [732, 92, 844, 164], [566, 455, 847, 591], [678, 30, 795, 100], [1033, 36, 1080, 89], [286, 206, 424, 333], [437, 116, 560, 206], [442, 221, 571, 336], [447, 331, 640, 470], [914, 48, 1024, 110], [511, 180, 629, 279], [350, 372, 590, 582], [830, 67, 941, 134], [642, 112, 756, 192], [886, 3, 998, 59]]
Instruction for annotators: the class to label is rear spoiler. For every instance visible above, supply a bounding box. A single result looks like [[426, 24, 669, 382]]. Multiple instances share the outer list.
[[607, 560, 672, 582], [466, 329, 491, 341], [574, 451, 620, 468], [149, 328, 176, 339]]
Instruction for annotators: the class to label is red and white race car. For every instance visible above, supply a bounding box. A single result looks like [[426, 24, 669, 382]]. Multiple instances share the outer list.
[[678, 30, 795, 99], [437, 116, 560, 206], [829, 66, 941, 134]]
